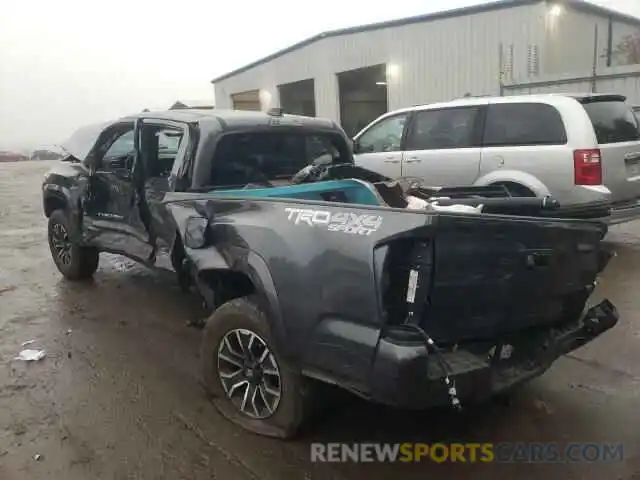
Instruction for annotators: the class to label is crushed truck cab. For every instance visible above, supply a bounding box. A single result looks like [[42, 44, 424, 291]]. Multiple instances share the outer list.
[[42, 108, 619, 438]]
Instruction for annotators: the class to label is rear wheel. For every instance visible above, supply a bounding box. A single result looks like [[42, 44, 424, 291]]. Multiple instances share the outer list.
[[48, 209, 99, 280], [201, 296, 315, 439]]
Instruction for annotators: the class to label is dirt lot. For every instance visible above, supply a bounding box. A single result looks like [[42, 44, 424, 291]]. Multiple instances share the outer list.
[[1, 160, 639, 480]]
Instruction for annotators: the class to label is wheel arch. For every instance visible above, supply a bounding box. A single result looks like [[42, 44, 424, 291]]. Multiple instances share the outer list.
[[474, 170, 550, 197], [43, 192, 70, 217], [196, 252, 288, 356]]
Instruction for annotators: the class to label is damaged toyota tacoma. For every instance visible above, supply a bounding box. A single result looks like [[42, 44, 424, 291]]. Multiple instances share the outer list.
[[42, 108, 619, 439]]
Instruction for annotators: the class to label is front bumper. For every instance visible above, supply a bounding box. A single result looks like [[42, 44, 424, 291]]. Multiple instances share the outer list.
[[369, 299, 619, 409]]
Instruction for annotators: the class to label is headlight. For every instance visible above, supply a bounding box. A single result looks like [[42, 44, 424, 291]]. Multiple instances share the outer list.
[[184, 216, 209, 249]]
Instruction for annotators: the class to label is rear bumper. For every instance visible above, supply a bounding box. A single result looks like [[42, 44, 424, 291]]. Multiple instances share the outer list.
[[547, 201, 611, 221], [368, 300, 619, 409], [606, 199, 640, 225]]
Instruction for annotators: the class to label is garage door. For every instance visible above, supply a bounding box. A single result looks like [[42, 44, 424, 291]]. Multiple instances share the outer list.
[[231, 90, 261, 111]]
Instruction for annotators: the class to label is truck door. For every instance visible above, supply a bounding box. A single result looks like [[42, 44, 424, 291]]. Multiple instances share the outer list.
[[83, 120, 154, 263], [137, 120, 190, 271], [401, 106, 483, 186]]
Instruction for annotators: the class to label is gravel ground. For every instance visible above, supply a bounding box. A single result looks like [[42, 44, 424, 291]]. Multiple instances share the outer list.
[[0, 160, 638, 480]]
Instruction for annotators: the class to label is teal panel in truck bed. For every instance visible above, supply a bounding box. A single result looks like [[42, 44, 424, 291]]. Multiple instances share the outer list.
[[208, 179, 382, 206]]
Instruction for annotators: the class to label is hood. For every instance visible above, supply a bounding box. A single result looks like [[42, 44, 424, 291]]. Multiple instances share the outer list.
[[58, 121, 114, 162]]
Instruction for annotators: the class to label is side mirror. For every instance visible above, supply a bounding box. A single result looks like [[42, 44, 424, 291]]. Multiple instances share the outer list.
[[351, 139, 360, 154]]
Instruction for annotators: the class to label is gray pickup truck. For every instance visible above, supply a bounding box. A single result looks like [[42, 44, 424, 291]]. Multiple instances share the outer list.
[[42, 108, 619, 438]]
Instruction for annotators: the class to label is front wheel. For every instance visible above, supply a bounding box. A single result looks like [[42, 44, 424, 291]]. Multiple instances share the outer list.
[[200, 296, 314, 439], [48, 209, 99, 280]]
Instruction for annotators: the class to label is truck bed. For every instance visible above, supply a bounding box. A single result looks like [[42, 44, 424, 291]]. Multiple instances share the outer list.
[[166, 174, 612, 350], [204, 165, 611, 221]]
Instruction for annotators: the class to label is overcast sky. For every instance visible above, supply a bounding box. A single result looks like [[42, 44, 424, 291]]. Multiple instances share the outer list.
[[1, 0, 639, 151]]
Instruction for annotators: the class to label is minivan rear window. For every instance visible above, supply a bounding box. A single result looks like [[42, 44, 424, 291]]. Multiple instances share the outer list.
[[482, 103, 567, 147], [580, 100, 640, 144]]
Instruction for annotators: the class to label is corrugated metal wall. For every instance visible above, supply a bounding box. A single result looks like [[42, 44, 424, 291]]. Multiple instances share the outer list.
[[213, 2, 640, 122], [507, 6, 640, 104], [504, 64, 640, 104], [542, 6, 639, 75], [214, 3, 546, 121]]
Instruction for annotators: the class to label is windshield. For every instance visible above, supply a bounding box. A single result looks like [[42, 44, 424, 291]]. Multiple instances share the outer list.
[[206, 130, 351, 189], [581, 100, 640, 144], [105, 130, 135, 158]]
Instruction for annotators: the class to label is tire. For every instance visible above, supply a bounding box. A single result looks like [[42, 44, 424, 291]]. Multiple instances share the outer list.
[[200, 296, 314, 439], [48, 209, 99, 280]]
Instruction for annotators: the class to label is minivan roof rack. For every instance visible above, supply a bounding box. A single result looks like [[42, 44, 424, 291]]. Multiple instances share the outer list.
[[456, 93, 492, 99]]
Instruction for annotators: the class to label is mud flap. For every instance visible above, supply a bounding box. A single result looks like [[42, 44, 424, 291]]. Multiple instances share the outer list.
[[180, 256, 215, 309], [65, 178, 91, 244], [176, 258, 192, 293]]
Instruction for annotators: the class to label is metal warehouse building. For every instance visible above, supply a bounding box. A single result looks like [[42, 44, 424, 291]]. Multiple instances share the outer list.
[[212, 0, 640, 136]]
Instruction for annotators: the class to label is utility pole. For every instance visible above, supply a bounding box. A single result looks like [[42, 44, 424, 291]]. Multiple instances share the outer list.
[[591, 24, 599, 93], [498, 43, 505, 96]]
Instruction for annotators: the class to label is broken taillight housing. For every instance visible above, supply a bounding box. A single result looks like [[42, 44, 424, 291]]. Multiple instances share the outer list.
[[574, 149, 602, 185]]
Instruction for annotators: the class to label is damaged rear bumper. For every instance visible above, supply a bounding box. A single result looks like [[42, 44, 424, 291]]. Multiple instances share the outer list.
[[607, 199, 640, 225], [368, 299, 619, 409]]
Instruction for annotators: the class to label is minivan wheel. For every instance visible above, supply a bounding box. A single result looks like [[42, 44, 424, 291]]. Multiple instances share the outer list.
[[48, 209, 99, 280], [201, 296, 313, 439]]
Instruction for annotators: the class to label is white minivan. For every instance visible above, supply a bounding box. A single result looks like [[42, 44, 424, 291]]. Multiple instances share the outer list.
[[352, 94, 640, 224]]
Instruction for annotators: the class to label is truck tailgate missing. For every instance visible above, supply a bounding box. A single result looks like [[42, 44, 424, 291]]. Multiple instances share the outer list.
[[382, 213, 611, 343]]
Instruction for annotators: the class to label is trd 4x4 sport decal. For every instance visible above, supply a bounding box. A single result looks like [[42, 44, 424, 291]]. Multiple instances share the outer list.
[[284, 208, 383, 236]]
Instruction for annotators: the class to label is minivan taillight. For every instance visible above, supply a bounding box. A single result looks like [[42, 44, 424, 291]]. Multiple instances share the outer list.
[[574, 149, 602, 185]]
